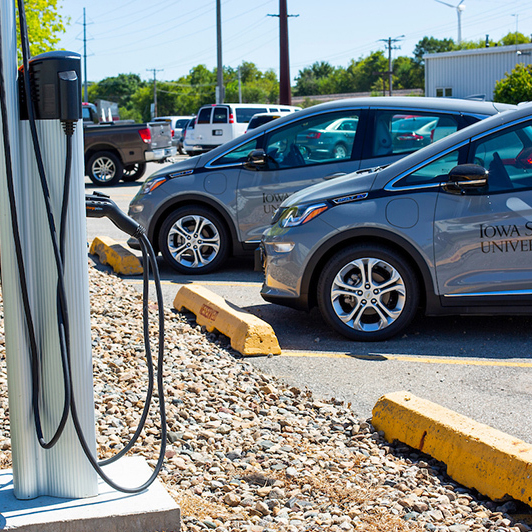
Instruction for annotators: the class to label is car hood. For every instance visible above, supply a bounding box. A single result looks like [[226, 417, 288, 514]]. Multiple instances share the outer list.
[[148, 156, 201, 179], [281, 169, 380, 207]]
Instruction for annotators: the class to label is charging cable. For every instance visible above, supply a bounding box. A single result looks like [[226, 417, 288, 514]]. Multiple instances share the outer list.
[[0, 0, 167, 494]]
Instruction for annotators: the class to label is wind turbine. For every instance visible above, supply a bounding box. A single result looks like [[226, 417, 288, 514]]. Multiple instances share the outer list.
[[434, 0, 466, 44]]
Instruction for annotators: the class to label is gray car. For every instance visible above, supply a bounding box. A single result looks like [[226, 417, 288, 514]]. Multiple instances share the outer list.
[[260, 102, 532, 341], [128, 97, 513, 275]]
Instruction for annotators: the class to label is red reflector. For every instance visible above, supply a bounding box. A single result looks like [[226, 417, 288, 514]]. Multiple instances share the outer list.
[[139, 128, 151, 143]]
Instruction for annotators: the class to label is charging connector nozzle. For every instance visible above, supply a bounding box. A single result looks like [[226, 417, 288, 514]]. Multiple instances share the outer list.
[[86, 191, 144, 238]]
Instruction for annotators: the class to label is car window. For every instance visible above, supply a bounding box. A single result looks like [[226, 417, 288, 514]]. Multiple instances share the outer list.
[[197, 108, 212, 124], [393, 148, 462, 188], [235, 107, 269, 123], [264, 112, 360, 169], [470, 121, 532, 193], [248, 115, 280, 130], [175, 119, 189, 128], [372, 111, 459, 158], [213, 107, 228, 124], [210, 138, 260, 166]]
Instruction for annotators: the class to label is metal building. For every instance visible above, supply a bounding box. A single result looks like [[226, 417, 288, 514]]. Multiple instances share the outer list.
[[424, 43, 532, 101]]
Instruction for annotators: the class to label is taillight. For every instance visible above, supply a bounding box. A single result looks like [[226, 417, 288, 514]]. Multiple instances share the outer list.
[[397, 133, 423, 141], [171, 129, 175, 138], [306, 132, 321, 139], [229, 113, 234, 124], [139, 128, 151, 144]]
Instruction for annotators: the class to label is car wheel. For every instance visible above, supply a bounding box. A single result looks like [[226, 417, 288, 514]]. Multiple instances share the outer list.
[[332, 143, 348, 159], [87, 151, 123, 186], [317, 245, 419, 341], [122, 162, 147, 182], [158, 206, 229, 274]]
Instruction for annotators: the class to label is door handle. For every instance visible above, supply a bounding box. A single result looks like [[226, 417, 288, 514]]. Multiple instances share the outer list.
[[324, 172, 347, 180]]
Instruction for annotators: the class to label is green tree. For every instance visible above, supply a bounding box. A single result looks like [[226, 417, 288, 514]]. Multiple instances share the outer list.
[[294, 61, 337, 96], [393, 56, 423, 90], [17, 0, 68, 62], [88, 74, 145, 108], [413, 36, 456, 65], [493, 63, 532, 104], [498, 31, 530, 46], [346, 51, 388, 93]]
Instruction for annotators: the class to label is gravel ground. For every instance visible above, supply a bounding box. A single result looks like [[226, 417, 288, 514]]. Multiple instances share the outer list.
[[0, 263, 532, 532]]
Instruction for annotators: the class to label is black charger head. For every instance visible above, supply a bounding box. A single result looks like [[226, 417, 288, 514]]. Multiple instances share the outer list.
[[19, 51, 82, 122]]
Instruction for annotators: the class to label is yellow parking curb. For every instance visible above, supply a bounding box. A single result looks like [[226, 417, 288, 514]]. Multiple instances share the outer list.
[[89, 236, 143, 275], [372, 391, 532, 505], [173, 284, 281, 356]]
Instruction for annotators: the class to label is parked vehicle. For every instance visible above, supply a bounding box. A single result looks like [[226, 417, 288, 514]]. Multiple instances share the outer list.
[[246, 112, 283, 132], [83, 105, 177, 185], [182, 117, 197, 156], [185, 103, 299, 154], [297, 116, 360, 159], [127, 97, 514, 274], [153, 115, 194, 154], [260, 101, 532, 342]]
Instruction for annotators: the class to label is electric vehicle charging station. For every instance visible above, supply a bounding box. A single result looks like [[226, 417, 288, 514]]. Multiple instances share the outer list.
[[0, 1, 98, 499], [0, 0, 169, 512]]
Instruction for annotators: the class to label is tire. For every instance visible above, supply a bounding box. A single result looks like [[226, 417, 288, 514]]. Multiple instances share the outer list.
[[158, 206, 229, 274], [122, 162, 147, 182], [317, 245, 419, 341], [87, 151, 123, 186], [332, 143, 348, 159]]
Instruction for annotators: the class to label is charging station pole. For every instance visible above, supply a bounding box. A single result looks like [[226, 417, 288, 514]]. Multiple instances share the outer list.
[[0, 0, 98, 499]]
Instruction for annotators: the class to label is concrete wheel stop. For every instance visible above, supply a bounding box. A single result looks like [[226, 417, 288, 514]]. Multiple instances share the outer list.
[[0, 457, 180, 531]]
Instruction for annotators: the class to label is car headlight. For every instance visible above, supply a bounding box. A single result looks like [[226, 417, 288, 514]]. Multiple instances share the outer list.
[[277, 202, 329, 228], [139, 176, 168, 195]]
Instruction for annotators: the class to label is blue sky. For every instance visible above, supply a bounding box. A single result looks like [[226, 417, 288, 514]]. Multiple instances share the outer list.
[[55, 0, 532, 83]]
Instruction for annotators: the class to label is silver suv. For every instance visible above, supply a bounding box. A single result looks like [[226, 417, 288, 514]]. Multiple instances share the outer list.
[[128, 97, 513, 274], [260, 102, 532, 341]]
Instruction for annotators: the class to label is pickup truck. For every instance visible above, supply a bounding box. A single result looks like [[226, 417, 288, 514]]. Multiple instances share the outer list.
[[83, 102, 176, 186]]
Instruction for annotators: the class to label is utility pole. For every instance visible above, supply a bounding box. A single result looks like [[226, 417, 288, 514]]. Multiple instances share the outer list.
[[76, 9, 93, 102], [268, 1, 299, 105], [379, 35, 403, 96], [238, 65, 242, 103], [216, 0, 224, 103], [83, 8, 88, 102], [147, 68, 163, 118]]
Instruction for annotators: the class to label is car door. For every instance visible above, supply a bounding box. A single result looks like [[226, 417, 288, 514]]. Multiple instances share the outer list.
[[236, 110, 366, 244], [210, 105, 232, 145], [434, 119, 532, 303], [361, 109, 461, 170]]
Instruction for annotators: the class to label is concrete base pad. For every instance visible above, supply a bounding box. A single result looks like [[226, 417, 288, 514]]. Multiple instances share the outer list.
[[0, 457, 180, 531]]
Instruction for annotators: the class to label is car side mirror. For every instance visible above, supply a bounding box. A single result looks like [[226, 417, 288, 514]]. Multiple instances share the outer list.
[[443, 164, 488, 194], [244, 149, 268, 171]]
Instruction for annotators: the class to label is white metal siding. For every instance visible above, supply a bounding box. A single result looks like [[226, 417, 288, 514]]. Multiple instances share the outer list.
[[425, 44, 532, 101]]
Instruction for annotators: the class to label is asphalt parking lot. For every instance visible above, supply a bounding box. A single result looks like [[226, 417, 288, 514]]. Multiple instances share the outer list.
[[86, 159, 532, 445]]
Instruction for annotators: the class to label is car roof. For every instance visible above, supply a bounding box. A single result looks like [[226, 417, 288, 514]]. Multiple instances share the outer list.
[[199, 97, 516, 165]]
